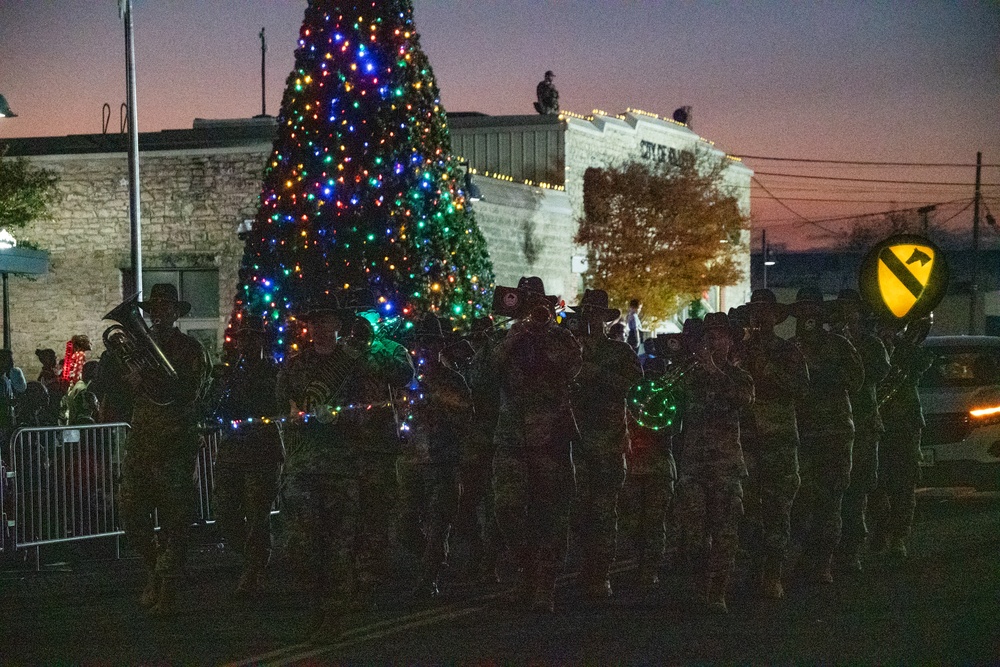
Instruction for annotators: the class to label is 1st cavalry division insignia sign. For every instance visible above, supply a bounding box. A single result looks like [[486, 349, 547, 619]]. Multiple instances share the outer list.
[[859, 234, 949, 323]]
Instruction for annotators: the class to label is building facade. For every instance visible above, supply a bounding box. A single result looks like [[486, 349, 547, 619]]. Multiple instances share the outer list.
[[4, 109, 750, 375]]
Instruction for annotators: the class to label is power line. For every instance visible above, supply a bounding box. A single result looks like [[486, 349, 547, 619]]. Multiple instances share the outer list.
[[734, 154, 1000, 168], [752, 176, 836, 235], [759, 197, 961, 204], [754, 171, 1000, 186], [754, 198, 972, 228]]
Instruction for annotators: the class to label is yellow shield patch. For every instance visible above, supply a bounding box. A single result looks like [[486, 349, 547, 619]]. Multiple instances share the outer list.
[[877, 244, 935, 318]]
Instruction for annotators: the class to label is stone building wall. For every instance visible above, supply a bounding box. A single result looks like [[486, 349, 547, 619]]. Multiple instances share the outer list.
[[10, 145, 268, 377]]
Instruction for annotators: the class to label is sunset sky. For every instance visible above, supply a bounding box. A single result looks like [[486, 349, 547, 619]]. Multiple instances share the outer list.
[[1, 0, 998, 250]]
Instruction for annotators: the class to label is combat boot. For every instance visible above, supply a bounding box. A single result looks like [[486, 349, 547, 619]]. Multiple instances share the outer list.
[[706, 571, 730, 614], [235, 564, 264, 596], [150, 575, 179, 616], [637, 562, 660, 588], [532, 562, 558, 613], [760, 557, 785, 600], [501, 564, 535, 609], [813, 557, 834, 584], [309, 610, 345, 645], [139, 572, 161, 608], [888, 536, 908, 560]]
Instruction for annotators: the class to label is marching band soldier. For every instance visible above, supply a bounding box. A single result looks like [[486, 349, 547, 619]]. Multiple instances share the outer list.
[[400, 316, 475, 598], [738, 289, 810, 600], [624, 334, 683, 588], [829, 289, 890, 572], [789, 287, 864, 585], [493, 276, 582, 612], [454, 317, 505, 582], [276, 294, 362, 641], [214, 322, 284, 596], [674, 312, 755, 613], [119, 284, 211, 615], [347, 312, 415, 604], [870, 316, 934, 561], [570, 289, 643, 599]]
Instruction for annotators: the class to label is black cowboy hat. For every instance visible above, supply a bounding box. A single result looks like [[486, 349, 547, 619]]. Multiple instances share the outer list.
[[703, 311, 732, 333], [790, 286, 833, 319], [571, 289, 621, 323], [139, 283, 192, 317], [745, 288, 790, 324], [517, 276, 558, 306]]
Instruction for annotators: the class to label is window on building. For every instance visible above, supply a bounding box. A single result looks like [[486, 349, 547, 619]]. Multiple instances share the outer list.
[[122, 268, 221, 361]]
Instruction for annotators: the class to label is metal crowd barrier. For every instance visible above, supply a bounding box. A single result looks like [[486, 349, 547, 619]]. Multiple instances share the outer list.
[[1, 423, 225, 568], [2, 423, 129, 567]]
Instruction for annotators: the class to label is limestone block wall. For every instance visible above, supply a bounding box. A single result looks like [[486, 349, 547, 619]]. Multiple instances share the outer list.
[[471, 178, 577, 300], [562, 111, 752, 315], [9, 145, 267, 377]]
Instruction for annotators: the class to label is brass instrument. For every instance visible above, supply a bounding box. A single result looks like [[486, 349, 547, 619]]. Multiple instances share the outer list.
[[301, 344, 362, 423], [627, 356, 697, 431], [102, 295, 180, 406], [874, 318, 932, 413]]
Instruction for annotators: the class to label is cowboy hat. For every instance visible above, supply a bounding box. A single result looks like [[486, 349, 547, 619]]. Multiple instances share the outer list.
[[790, 286, 832, 319], [410, 315, 456, 339], [744, 288, 790, 324], [571, 289, 621, 323], [516, 276, 559, 306], [139, 283, 191, 317]]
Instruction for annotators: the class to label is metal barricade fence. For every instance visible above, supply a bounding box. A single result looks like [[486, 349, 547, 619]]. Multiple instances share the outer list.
[[4, 423, 130, 561], [1, 423, 226, 566]]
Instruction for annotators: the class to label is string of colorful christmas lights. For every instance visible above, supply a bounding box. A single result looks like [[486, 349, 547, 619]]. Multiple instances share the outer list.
[[225, 1, 495, 362]]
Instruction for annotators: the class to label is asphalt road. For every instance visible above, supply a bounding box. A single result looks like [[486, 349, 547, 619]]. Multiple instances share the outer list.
[[2, 490, 998, 665]]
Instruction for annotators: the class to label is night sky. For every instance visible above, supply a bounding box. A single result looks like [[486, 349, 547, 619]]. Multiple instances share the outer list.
[[1, 1, 998, 249]]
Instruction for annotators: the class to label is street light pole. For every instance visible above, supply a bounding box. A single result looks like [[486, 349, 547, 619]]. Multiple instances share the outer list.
[[120, 0, 143, 300], [2, 272, 9, 350], [969, 151, 982, 335]]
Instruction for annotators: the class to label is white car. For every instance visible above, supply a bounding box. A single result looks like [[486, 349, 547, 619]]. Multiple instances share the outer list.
[[917, 335, 1000, 490]]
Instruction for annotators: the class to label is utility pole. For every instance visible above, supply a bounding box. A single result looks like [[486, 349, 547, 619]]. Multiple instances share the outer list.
[[256, 27, 268, 118], [119, 0, 142, 300], [762, 228, 768, 289], [917, 204, 935, 236], [969, 151, 982, 335]]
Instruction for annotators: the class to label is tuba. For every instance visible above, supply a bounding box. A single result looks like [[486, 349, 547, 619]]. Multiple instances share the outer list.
[[103, 295, 180, 406]]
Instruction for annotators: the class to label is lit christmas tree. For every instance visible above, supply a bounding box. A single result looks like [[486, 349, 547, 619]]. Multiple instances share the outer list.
[[227, 0, 494, 361]]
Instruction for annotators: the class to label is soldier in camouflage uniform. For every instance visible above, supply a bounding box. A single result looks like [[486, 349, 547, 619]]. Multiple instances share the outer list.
[[738, 289, 809, 600], [276, 297, 362, 642], [789, 287, 864, 584], [347, 314, 415, 601], [398, 316, 475, 597], [623, 334, 683, 588], [674, 312, 755, 613], [119, 284, 210, 615], [454, 318, 504, 582], [493, 276, 582, 612], [870, 317, 934, 561], [828, 289, 890, 572], [570, 289, 643, 599], [214, 324, 283, 596]]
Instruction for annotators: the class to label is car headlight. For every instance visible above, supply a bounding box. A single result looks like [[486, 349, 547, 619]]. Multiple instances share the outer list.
[[969, 405, 1000, 425]]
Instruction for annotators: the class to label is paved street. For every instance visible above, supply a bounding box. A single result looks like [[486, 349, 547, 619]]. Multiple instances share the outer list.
[[2, 491, 998, 665]]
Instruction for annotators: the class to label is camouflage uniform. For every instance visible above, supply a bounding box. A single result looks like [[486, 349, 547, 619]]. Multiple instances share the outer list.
[[791, 331, 864, 580], [398, 352, 474, 594], [493, 318, 582, 611], [276, 345, 363, 625], [622, 354, 676, 586], [119, 327, 209, 612], [572, 333, 642, 596], [837, 332, 890, 568], [674, 357, 754, 607], [214, 354, 284, 593], [454, 333, 504, 580], [870, 337, 934, 557], [740, 332, 809, 593], [352, 337, 414, 595]]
